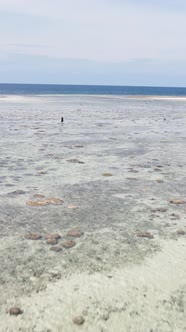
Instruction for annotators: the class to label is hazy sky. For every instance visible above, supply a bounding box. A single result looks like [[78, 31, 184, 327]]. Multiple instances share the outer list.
[[0, 0, 186, 86]]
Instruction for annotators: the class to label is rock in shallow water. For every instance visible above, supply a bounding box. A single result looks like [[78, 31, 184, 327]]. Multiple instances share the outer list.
[[126, 177, 139, 181], [26, 200, 48, 207], [67, 204, 78, 209], [137, 232, 154, 239], [151, 207, 167, 213], [67, 229, 84, 238], [45, 233, 61, 240], [33, 194, 46, 199], [8, 307, 23, 316], [67, 159, 85, 164], [9, 190, 26, 195], [50, 246, 62, 252], [26, 197, 64, 207], [46, 238, 58, 245], [177, 230, 186, 235], [73, 316, 85, 325], [62, 240, 76, 249], [24, 233, 42, 240], [170, 213, 180, 220], [74, 145, 84, 148], [46, 198, 64, 205], [170, 199, 186, 205], [37, 171, 47, 176], [102, 173, 113, 177]]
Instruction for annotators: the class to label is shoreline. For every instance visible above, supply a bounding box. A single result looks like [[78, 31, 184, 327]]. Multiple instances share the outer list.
[[1, 93, 186, 101]]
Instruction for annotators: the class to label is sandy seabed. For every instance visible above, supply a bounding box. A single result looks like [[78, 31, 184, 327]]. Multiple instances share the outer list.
[[0, 95, 186, 332]]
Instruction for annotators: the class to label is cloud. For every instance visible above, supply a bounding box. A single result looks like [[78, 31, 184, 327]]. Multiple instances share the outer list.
[[0, 2, 186, 62], [0, 0, 185, 85]]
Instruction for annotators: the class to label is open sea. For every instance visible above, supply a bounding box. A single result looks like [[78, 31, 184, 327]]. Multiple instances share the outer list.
[[0, 83, 186, 96]]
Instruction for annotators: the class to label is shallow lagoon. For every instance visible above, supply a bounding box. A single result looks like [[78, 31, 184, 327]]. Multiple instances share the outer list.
[[0, 95, 186, 331]]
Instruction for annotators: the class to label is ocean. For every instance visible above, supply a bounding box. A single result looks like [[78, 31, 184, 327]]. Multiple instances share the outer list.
[[0, 83, 186, 96]]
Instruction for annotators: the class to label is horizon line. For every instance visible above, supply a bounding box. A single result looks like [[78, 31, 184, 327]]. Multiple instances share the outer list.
[[0, 83, 186, 89]]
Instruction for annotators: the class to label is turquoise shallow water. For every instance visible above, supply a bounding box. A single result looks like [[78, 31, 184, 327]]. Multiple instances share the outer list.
[[0, 83, 186, 96]]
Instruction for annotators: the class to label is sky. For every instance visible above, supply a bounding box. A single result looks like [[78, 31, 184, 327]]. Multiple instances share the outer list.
[[0, 0, 186, 86]]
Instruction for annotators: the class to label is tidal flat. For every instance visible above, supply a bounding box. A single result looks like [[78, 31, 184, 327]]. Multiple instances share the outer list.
[[0, 95, 186, 332]]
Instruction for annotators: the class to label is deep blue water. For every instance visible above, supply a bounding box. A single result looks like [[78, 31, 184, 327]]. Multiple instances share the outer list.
[[0, 83, 186, 96]]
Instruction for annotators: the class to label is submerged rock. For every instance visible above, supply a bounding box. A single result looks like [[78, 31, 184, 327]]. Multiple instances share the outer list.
[[137, 232, 154, 239], [50, 246, 62, 252], [62, 240, 76, 249], [45, 233, 61, 240], [8, 307, 23, 316], [26, 200, 48, 207], [37, 171, 47, 176], [102, 173, 113, 177], [67, 204, 78, 209], [67, 229, 84, 238], [46, 238, 58, 245], [67, 159, 85, 164], [151, 207, 167, 213], [34, 194, 46, 199], [45, 198, 64, 205], [24, 233, 42, 240], [170, 199, 186, 205], [170, 213, 180, 220], [9, 190, 26, 195], [73, 316, 85, 325], [177, 230, 186, 235], [26, 197, 64, 207]]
